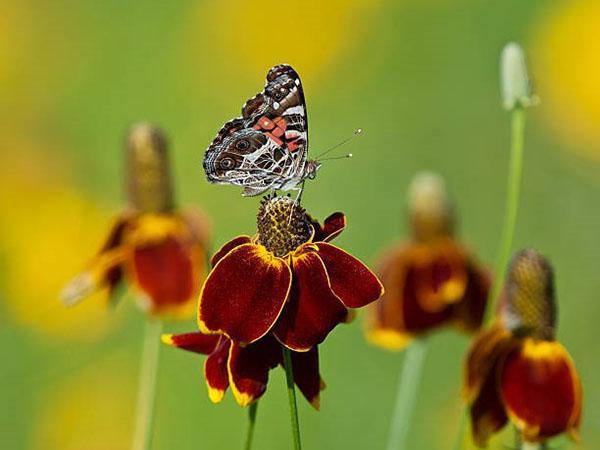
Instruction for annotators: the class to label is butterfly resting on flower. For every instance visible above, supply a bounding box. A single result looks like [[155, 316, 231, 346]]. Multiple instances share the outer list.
[[204, 64, 353, 198]]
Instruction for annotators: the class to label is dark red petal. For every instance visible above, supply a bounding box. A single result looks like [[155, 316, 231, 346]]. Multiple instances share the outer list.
[[453, 263, 490, 332], [228, 335, 282, 406], [100, 215, 131, 296], [210, 235, 252, 267], [60, 215, 131, 307], [414, 254, 467, 313], [315, 212, 346, 242], [198, 243, 291, 344], [401, 265, 454, 332], [500, 340, 582, 441], [364, 246, 414, 350], [204, 338, 231, 403], [316, 242, 383, 308], [291, 346, 324, 409], [470, 357, 508, 447], [132, 235, 197, 312], [161, 332, 221, 355], [463, 324, 514, 402], [273, 252, 347, 351]]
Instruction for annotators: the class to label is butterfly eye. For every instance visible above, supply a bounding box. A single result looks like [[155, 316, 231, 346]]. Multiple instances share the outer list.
[[273, 92, 283, 100], [220, 158, 235, 170], [235, 139, 250, 150]]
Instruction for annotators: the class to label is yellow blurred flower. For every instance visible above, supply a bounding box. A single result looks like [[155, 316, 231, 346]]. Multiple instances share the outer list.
[[0, 143, 122, 341], [32, 352, 134, 450], [187, 0, 381, 83], [533, 0, 600, 161]]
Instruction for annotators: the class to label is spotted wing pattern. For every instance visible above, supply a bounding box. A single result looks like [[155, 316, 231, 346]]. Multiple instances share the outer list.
[[203, 65, 311, 196]]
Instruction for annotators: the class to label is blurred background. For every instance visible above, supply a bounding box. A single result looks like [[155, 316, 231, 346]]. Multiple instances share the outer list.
[[1, 0, 599, 448]]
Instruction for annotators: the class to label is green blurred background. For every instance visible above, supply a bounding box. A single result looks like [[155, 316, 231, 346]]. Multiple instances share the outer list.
[[1, 0, 599, 448]]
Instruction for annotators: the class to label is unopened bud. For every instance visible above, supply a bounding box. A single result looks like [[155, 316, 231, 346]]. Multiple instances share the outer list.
[[500, 42, 538, 110]]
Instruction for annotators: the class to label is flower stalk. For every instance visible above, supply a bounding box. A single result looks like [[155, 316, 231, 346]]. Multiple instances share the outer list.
[[282, 346, 302, 450], [131, 319, 163, 450], [454, 42, 536, 449], [386, 339, 428, 450], [484, 105, 526, 323], [245, 402, 259, 450]]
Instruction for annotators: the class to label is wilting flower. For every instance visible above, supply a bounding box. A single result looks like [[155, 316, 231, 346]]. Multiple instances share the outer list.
[[463, 249, 582, 446], [365, 173, 490, 350], [61, 123, 210, 317], [162, 331, 323, 408], [198, 195, 384, 351]]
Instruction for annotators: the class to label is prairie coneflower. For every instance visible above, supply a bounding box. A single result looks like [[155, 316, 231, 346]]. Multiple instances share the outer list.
[[60, 123, 211, 450], [164, 195, 383, 450], [61, 123, 210, 317], [198, 195, 383, 351], [162, 331, 322, 408], [366, 172, 490, 351], [464, 249, 581, 446]]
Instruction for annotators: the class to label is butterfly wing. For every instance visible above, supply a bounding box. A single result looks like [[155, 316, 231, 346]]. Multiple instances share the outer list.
[[203, 65, 309, 196]]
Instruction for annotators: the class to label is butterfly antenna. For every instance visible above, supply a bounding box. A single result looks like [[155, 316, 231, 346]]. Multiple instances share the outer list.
[[314, 128, 363, 161], [319, 153, 353, 162]]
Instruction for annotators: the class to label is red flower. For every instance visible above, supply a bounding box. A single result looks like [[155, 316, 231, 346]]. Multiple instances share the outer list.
[[198, 196, 383, 351], [162, 331, 323, 408], [463, 249, 582, 446], [61, 123, 210, 317], [365, 173, 489, 350]]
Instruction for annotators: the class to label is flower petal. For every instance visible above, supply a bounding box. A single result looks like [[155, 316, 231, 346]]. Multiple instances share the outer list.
[[291, 346, 324, 410], [365, 326, 413, 351], [453, 263, 490, 332], [228, 336, 282, 407], [273, 251, 348, 351], [60, 215, 130, 307], [204, 338, 231, 403], [131, 235, 198, 313], [161, 332, 221, 355], [463, 324, 514, 402], [316, 242, 383, 308], [365, 246, 414, 350], [199, 243, 292, 344], [210, 235, 252, 267], [500, 339, 582, 442], [414, 250, 467, 313], [470, 356, 508, 447], [99, 214, 131, 297], [312, 212, 346, 242], [401, 265, 454, 332]]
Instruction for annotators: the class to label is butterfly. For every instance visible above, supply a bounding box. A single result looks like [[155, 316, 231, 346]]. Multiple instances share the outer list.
[[203, 64, 321, 197]]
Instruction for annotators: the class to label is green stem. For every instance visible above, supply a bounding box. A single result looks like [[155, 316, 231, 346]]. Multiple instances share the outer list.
[[131, 320, 163, 450], [514, 425, 522, 449], [484, 106, 526, 323], [244, 402, 259, 450], [386, 339, 428, 450], [521, 442, 545, 450], [282, 347, 302, 450], [452, 106, 527, 450], [451, 410, 468, 450]]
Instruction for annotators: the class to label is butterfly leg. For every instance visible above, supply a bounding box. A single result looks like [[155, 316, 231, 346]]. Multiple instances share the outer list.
[[287, 182, 305, 224]]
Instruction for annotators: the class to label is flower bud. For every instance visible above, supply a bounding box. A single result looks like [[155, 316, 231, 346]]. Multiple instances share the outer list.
[[126, 123, 174, 213], [501, 42, 538, 110]]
